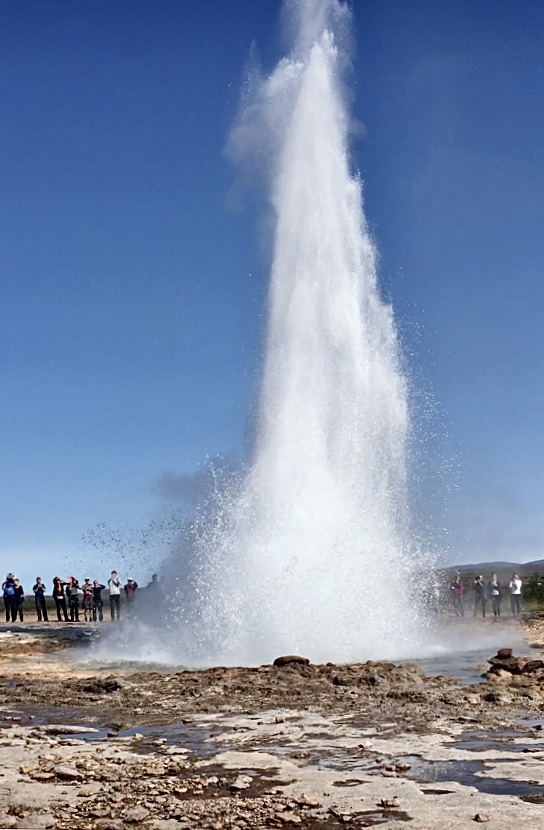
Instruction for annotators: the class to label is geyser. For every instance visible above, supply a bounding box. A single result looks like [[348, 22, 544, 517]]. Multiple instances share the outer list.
[[165, 0, 431, 665]]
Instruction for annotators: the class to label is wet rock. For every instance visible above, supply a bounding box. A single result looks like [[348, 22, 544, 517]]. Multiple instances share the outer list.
[[517, 689, 543, 701], [488, 656, 522, 674], [485, 668, 512, 682], [521, 660, 544, 674], [497, 648, 513, 659], [273, 655, 310, 667], [76, 678, 123, 694], [483, 689, 512, 704], [165, 746, 188, 755], [38, 724, 98, 735]]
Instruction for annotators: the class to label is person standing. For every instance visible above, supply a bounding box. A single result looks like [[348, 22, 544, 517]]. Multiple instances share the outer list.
[[2, 574, 18, 622], [147, 574, 159, 593], [52, 577, 69, 622], [81, 578, 94, 623], [451, 574, 465, 617], [108, 571, 122, 621], [509, 573, 522, 615], [66, 577, 81, 622], [92, 581, 106, 622], [488, 574, 502, 617], [124, 578, 138, 614], [473, 575, 486, 618], [33, 578, 49, 622], [14, 579, 24, 622]]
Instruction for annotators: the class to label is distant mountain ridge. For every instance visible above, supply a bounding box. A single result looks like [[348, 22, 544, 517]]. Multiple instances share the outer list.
[[452, 561, 518, 571], [448, 560, 544, 575]]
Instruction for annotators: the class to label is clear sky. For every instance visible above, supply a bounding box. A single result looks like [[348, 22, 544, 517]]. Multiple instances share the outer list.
[[1, 0, 543, 591]]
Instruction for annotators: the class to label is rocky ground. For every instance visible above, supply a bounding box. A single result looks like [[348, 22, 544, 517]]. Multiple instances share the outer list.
[[0, 616, 543, 829]]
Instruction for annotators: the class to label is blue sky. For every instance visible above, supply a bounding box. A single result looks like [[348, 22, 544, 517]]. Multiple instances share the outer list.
[[1, 0, 543, 589]]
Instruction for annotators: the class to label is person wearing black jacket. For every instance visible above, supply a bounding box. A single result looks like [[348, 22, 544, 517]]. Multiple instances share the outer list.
[[473, 575, 487, 618], [66, 577, 80, 622], [92, 581, 105, 622], [14, 579, 24, 622], [52, 577, 69, 622], [33, 578, 49, 622]]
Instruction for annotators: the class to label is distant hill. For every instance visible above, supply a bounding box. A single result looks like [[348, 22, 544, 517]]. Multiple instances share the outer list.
[[450, 561, 518, 572], [446, 560, 544, 582]]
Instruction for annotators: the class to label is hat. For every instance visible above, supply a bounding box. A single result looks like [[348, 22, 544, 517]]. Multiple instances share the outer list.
[[6, 573, 14, 579], [128, 577, 134, 581]]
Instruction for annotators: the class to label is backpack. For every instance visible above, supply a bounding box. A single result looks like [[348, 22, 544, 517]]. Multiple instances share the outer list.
[[4, 583, 15, 596]]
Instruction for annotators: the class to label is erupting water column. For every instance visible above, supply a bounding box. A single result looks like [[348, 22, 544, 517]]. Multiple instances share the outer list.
[[186, 0, 427, 664]]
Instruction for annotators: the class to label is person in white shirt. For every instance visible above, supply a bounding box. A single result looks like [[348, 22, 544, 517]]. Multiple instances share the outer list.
[[509, 573, 522, 615], [108, 570, 122, 621]]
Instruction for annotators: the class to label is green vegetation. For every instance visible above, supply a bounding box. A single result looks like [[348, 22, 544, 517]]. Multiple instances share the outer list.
[[523, 572, 544, 606]]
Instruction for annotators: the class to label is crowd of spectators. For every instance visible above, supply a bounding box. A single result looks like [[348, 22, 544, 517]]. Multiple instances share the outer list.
[[2, 571, 159, 623], [450, 572, 523, 618]]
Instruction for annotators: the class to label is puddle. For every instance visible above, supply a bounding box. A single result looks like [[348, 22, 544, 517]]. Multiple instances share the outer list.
[[413, 650, 492, 685], [68, 720, 229, 757], [451, 729, 544, 755], [350, 809, 412, 824], [399, 756, 544, 801], [520, 719, 544, 730]]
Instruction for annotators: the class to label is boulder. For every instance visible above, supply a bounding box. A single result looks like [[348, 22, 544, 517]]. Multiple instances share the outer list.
[[273, 655, 310, 667], [521, 660, 544, 674], [485, 669, 512, 682], [488, 654, 522, 674], [54, 764, 82, 780], [230, 774, 253, 791], [496, 648, 513, 660], [482, 689, 512, 704], [121, 806, 150, 823]]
